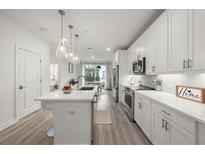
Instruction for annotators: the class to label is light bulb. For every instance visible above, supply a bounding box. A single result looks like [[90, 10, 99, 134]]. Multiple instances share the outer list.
[[60, 45, 64, 52], [69, 52, 74, 57]]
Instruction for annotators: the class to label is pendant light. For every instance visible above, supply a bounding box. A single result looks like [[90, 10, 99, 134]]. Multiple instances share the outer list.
[[74, 34, 80, 64], [68, 25, 74, 61], [56, 10, 67, 59]]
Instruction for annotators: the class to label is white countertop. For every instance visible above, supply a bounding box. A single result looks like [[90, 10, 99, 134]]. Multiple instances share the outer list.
[[135, 90, 205, 124], [35, 86, 97, 102], [120, 83, 140, 89]]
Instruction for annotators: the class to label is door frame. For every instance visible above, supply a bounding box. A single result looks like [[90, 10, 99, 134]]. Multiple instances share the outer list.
[[15, 44, 42, 120]]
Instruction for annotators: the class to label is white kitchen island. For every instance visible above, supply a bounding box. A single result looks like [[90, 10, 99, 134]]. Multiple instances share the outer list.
[[35, 87, 97, 145]]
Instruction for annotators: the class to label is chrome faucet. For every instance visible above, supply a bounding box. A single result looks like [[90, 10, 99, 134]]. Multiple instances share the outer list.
[[77, 75, 86, 89]]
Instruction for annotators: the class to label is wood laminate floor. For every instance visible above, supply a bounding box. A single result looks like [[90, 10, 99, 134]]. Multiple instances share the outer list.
[[0, 90, 150, 145]]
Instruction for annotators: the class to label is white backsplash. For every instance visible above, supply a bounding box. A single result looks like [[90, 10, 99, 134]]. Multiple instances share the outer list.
[[124, 73, 205, 95]]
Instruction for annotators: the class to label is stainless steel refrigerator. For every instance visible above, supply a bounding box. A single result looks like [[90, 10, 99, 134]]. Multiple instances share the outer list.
[[112, 65, 119, 103]]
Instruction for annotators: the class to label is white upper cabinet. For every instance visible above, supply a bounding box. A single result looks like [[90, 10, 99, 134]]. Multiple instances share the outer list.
[[168, 10, 190, 72], [192, 10, 205, 70], [146, 13, 168, 75], [127, 9, 205, 75]]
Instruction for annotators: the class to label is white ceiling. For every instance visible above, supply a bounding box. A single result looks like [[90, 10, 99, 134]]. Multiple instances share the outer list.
[[0, 9, 163, 61]]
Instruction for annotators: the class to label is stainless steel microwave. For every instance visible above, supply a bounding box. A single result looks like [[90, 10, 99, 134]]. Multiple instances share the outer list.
[[132, 57, 146, 74]]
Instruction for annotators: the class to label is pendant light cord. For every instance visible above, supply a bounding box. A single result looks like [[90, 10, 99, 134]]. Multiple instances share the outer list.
[[69, 26, 73, 53], [61, 14, 63, 40], [75, 34, 79, 54]]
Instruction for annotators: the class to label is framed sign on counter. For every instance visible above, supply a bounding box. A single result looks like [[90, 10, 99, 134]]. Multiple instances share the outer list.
[[176, 85, 205, 104]]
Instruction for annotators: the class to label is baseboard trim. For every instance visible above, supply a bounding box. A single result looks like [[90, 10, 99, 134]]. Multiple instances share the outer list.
[[0, 119, 18, 131]]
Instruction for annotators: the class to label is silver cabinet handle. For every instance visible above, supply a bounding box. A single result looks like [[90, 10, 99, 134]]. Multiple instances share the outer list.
[[165, 121, 169, 132], [151, 66, 156, 72], [183, 59, 186, 69], [183, 59, 188, 69], [161, 110, 171, 116], [162, 118, 165, 128], [19, 85, 26, 90], [187, 58, 192, 69], [139, 97, 143, 100]]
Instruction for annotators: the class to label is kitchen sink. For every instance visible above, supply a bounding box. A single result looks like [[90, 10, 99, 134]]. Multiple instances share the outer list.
[[79, 87, 94, 90]]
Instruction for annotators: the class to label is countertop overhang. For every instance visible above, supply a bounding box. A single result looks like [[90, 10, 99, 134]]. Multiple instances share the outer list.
[[35, 86, 97, 102]]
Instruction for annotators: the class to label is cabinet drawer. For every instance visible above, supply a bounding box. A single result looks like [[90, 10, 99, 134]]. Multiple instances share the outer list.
[[135, 93, 152, 107], [152, 101, 196, 135]]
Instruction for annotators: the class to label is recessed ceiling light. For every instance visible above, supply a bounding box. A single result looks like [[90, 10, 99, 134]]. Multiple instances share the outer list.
[[38, 27, 48, 32], [85, 29, 88, 32], [88, 48, 92, 50], [91, 56, 95, 59], [106, 48, 111, 51]]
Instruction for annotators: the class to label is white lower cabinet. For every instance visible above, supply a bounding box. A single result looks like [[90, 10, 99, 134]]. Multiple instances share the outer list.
[[134, 94, 152, 139], [197, 123, 205, 144], [134, 92, 197, 145], [152, 108, 196, 145], [141, 103, 152, 139], [167, 119, 196, 145], [152, 110, 167, 144]]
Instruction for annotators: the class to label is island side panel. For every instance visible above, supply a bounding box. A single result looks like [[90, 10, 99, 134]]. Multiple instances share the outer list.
[[52, 101, 92, 144]]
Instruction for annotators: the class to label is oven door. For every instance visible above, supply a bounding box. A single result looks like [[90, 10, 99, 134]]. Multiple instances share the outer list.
[[124, 90, 134, 120]]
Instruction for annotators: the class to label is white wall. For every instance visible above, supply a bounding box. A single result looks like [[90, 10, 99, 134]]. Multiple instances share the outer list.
[[0, 14, 50, 129]]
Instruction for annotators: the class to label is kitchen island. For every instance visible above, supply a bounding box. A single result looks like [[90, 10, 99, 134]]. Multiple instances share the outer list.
[[35, 86, 97, 145]]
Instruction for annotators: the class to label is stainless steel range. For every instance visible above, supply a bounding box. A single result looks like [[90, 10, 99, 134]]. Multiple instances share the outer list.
[[123, 85, 155, 121]]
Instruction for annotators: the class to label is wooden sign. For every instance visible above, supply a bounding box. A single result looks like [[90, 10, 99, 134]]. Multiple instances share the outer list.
[[176, 85, 205, 104]]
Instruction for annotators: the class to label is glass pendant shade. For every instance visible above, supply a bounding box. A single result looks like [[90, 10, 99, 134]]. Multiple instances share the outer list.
[[56, 10, 68, 59], [56, 38, 67, 58]]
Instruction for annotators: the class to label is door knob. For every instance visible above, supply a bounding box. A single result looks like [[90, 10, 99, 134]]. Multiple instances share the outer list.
[[19, 85, 26, 89]]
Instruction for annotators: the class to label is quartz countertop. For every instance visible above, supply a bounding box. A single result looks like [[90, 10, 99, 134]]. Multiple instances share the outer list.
[[135, 90, 205, 124], [120, 83, 140, 89], [35, 86, 97, 102]]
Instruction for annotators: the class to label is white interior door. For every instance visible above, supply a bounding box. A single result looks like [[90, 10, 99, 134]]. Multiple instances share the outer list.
[[17, 48, 41, 119]]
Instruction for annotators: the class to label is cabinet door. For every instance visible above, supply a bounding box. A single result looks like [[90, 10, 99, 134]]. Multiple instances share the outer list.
[[141, 104, 152, 139], [153, 14, 168, 73], [134, 101, 143, 128], [145, 30, 156, 75], [128, 49, 135, 75], [152, 110, 167, 145], [145, 14, 168, 74], [167, 120, 196, 145], [127, 50, 132, 74], [192, 10, 205, 70], [168, 10, 189, 72]]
